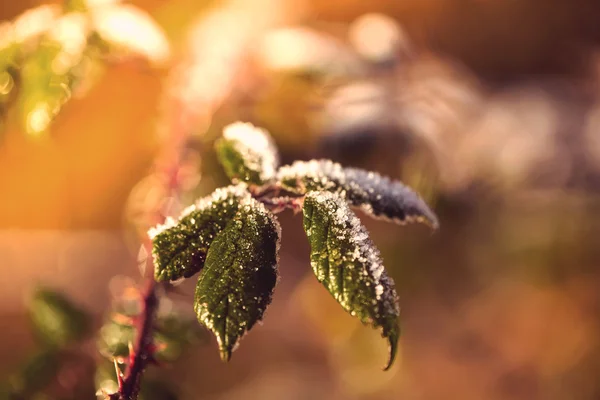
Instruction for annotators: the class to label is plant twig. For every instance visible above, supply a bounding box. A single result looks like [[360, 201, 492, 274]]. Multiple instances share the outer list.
[[110, 105, 190, 399], [113, 275, 158, 400]]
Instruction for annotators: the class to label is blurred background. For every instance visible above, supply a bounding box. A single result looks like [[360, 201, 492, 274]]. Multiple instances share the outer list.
[[1, 0, 600, 399]]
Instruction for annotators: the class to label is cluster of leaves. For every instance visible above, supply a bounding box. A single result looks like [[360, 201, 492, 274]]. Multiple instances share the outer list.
[[0, 287, 93, 399], [0, 0, 169, 137], [150, 121, 438, 369]]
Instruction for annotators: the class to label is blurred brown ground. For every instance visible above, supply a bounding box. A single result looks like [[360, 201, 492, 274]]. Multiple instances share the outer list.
[[1, 1, 600, 399]]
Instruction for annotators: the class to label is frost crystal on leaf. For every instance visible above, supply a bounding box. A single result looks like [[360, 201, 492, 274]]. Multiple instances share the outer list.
[[150, 184, 251, 282], [278, 159, 438, 228], [194, 197, 280, 362], [302, 191, 400, 370], [216, 122, 280, 185]]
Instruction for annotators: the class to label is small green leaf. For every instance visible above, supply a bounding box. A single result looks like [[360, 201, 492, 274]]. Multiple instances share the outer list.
[[28, 287, 91, 347], [6, 349, 60, 397], [194, 197, 280, 361], [150, 184, 250, 282], [278, 160, 438, 229], [302, 191, 400, 370], [215, 122, 279, 185]]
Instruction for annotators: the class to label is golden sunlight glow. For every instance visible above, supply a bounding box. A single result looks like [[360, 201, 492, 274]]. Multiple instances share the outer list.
[[13, 5, 60, 44], [26, 102, 52, 136], [85, 0, 122, 7], [0, 71, 13, 96], [48, 13, 90, 74], [91, 4, 170, 66], [260, 27, 346, 72], [0, 22, 14, 52], [348, 13, 408, 62]]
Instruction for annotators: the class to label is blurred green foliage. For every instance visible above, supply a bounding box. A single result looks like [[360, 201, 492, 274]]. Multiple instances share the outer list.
[[28, 288, 91, 348]]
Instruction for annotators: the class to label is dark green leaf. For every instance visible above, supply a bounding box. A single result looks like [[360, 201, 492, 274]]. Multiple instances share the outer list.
[[150, 184, 250, 282], [302, 191, 400, 370], [139, 380, 179, 400], [28, 287, 91, 347], [5, 349, 60, 397], [215, 122, 279, 185], [194, 197, 280, 361], [278, 160, 438, 229]]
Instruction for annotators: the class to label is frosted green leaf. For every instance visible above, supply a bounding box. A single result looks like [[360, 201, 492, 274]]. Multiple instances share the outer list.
[[215, 122, 280, 185], [278, 159, 438, 229], [302, 191, 400, 370], [149, 184, 250, 282], [194, 197, 280, 362]]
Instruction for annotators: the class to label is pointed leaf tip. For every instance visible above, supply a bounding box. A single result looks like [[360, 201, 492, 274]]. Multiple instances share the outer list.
[[219, 348, 232, 362], [194, 197, 281, 362], [302, 191, 401, 370], [384, 324, 399, 371]]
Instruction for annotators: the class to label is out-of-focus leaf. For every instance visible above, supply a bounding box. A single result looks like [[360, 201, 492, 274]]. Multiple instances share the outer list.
[[17, 42, 73, 136], [150, 184, 251, 282], [0, 22, 17, 71], [139, 380, 179, 400], [278, 159, 439, 228], [94, 360, 121, 397], [215, 122, 279, 185], [302, 191, 400, 370], [98, 311, 206, 362], [6, 349, 60, 397], [95, 371, 179, 400], [90, 4, 170, 66], [153, 313, 206, 362], [194, 197, 280, 361], [28, 287, 91, 347], [97, 320, 135, 359], [63, 0, 88, 13]]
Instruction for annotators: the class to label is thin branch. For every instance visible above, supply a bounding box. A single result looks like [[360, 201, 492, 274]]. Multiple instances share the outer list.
[[109, 92, 192, 400], [114, 277, 159, 400]]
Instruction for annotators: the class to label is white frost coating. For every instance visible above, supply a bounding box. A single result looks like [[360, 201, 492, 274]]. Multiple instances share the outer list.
[[306, 191, 386, 298], [148, 216, 176, 239], [278, 159, 438, 229], [147, 183, 249, 239], [222, 121, 279, 182], [188, 182, 249, 217], [277, 159, 343, 188], [238, 196, 282, 264]]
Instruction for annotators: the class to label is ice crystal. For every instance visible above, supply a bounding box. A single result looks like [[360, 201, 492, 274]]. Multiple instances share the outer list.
[[216, 122, 280, 185], [302, 191, 400, 370], [194, 196, 280, 361], [150, 184, 250, 282], [278, 159, 438, 228]]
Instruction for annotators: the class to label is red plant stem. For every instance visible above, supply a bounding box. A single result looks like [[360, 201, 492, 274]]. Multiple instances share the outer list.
[[117, 276, 158, 399], [114, 118, 189, 399], [115, 192, 179, 399]]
